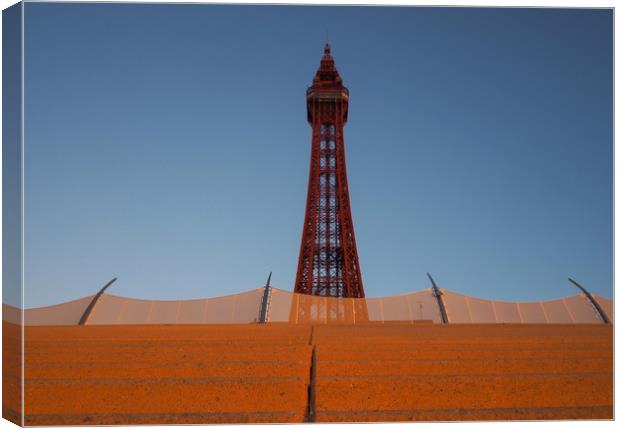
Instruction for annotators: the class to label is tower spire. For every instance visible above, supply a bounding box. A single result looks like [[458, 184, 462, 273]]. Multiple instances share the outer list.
[[294, 44, 365, 298]]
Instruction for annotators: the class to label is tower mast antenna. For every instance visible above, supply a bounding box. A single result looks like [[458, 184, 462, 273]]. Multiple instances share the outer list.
[[294, 44, 365, 298]]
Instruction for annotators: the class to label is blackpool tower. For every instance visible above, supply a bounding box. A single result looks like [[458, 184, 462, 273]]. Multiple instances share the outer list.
[[294, 44, 365, 298]]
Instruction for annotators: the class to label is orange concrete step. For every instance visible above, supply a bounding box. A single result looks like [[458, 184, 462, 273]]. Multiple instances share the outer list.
[[24, 345, 313, 363], [2, 336, 22, 348], [2, 321, 22, 386], [315, 347, 611, 361], [8, 322, 614, 425], [3, 374, 21, 413], [311, 338, 612, 348], [3, 406, 22, 426], [314, 331, 613, 343], [314, 372, 612, 412], [2, 321, 21, 334], [25, 376, 308, 416], [23, 341, 311, 354], [3, 372, 20, 389], [315, 405, 614, 422], [27, 338, 310, 347], [24, 410, 303, 425], [316, 340, 611, 352], [24, 324, 312, 342], [25, 360, 309, 378], [316, 357, 612, 376], [311, 324, 612, 340], [3, 361, 21, 377]]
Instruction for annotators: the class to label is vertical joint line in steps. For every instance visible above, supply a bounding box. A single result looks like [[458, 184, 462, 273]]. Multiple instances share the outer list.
[[305, 345, 317, 422]]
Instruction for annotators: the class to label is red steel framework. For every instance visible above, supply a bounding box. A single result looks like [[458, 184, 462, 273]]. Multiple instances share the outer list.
[[294, 44, 365, 298]]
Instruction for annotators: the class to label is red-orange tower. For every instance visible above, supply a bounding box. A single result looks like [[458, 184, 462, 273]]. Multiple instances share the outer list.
[[294, 44, 365, 298]]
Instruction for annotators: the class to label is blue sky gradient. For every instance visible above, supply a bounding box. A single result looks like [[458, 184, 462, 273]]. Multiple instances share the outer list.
[[22, 4, 612, 307]]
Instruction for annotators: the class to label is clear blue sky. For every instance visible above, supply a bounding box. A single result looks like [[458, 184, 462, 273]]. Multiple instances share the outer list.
[[20, 4, 612, 308]]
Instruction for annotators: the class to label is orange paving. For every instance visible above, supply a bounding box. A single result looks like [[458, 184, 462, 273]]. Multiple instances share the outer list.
[[2, 321, 613, 425]]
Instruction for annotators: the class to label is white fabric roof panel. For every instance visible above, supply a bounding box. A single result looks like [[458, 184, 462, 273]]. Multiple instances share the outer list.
[[5, 287, 611, 326]]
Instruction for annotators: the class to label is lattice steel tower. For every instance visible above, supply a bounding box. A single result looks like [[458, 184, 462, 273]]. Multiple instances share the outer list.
[[294, 44, 365, 298]]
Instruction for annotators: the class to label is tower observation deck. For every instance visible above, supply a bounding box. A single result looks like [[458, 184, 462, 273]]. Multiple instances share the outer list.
[[294, 44, 365, 298]]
